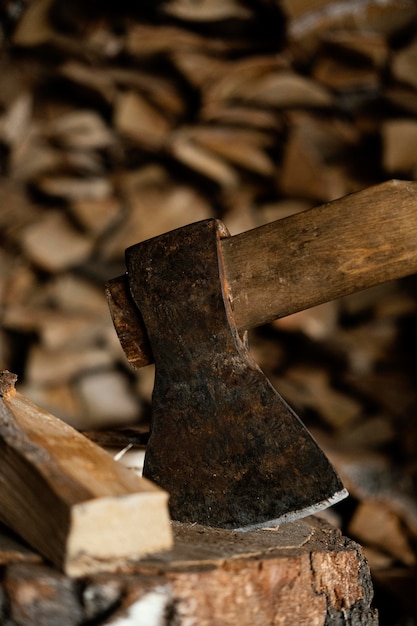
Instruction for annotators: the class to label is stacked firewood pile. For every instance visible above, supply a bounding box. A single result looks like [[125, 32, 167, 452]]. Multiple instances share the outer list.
[[1, 0, 417, 622]]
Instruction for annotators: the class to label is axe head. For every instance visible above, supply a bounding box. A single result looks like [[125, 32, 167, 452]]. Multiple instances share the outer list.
[[106, 219, 347, 529]]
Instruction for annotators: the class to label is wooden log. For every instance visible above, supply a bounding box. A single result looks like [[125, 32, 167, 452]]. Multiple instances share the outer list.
[[0, 371, 172, 577], [0, 517, 378, 625]]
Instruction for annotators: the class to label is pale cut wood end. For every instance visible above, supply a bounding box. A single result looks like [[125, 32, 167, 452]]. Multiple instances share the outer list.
[[65, 490, 172, 577]]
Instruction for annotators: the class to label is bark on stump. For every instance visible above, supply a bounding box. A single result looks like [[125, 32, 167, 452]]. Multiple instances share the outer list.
[[1, 516, 378, 625]]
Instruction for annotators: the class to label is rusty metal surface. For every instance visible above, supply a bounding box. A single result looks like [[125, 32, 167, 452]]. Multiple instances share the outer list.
[[125, 219, 346, 528], [105, 275, 153, 369]]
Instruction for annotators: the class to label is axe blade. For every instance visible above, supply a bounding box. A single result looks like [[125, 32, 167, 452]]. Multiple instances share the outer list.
[[122, 219, 347, 529]]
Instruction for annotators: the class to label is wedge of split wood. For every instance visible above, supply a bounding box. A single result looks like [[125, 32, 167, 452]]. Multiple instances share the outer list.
[[0, 370, 172, 577]]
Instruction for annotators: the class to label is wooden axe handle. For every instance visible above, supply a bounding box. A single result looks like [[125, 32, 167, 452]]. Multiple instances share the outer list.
[[226, 179, 417, 329], [106, 180, 417, 368]]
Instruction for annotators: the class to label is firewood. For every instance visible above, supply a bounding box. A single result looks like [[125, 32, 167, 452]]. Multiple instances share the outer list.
[[109, 68, 186, 119], [12, 0, 55, 47], [100, 165, 213, 258], [162, 0, 253, 22], [349, 500, 416, 566], [330, 319, 398, 375], [0, 180, 43, 243], [0, 371, 172, 577], [21, 212, 94, 272], [126, 23, 235, 58], [168, 131, 240, 189], [114, 91, 172, 149], [12, 136, 100, 183], [172, 50, 232, 90], [58, 62, 117, 107], [273, 366, 362, 430], [279, 0, 335, 20], [391, 37, 417, 90], [0, 92, 32, 147], [200, 101, 282, 130], [170, 125, 275, 176], [279, 113, 357, 201], [47, 273, 110, 316], [75, 368, 141, 429], [35, 174, 112, 202], [382, 119, 417, 174], [272, 301, 338, 340], [209, 69, 334, 109], [25, 344, 113, 385], [18, 380, 85, 429], [2, 306, 103, 350], [313, 56, 380, 92], [321, 30, 388, 67], [320, 441, 417, 541], [45, 110, 114, 151], [70, 196, 122, 236]]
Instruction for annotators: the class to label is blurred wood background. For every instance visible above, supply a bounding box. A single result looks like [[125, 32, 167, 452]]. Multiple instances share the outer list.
[[1, 0, 417, 623]]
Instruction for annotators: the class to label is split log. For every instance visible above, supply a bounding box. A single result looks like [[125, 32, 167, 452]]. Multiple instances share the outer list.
[[0, 371, 172, 577]]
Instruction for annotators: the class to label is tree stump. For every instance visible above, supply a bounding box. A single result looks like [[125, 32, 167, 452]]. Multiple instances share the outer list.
[[1, 516, 378, 625]]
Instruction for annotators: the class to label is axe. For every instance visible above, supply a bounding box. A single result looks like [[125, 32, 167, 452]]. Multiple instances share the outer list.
[[106, 180, 417, 530]]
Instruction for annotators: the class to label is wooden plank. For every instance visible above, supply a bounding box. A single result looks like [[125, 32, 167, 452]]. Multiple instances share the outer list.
[[0, 371, 172, 577]]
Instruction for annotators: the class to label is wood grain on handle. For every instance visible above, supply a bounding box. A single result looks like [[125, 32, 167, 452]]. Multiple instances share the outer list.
[[224, 179, 417, 329]]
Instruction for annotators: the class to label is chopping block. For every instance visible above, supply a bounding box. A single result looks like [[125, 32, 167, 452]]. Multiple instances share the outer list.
[[0, 516, 378, 625], [107, 180, 417, 529]]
